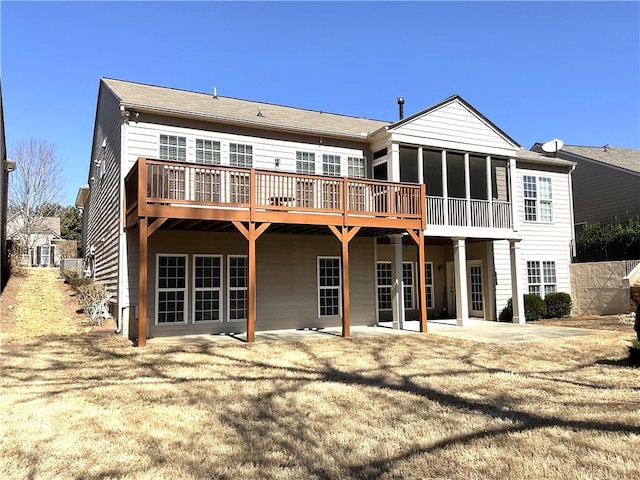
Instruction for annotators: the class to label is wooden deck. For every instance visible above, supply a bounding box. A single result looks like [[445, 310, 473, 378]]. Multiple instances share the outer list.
[[125, 158, 427, 231], [125, 157, 428, 347]]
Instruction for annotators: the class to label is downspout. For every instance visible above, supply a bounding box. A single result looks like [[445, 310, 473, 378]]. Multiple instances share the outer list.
[[568, 165, 576, 260]]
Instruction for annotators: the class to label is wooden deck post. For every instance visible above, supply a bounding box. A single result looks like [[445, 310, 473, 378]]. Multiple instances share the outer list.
[[329, 225, 360, 338], [138, 217, 148, 347], [233, 221, 270, 343], [407, 228, 428, 333]]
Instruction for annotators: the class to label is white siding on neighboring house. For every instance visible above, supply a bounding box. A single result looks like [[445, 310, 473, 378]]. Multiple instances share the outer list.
[[122, 121, 368, 178], [84, 86, 122, 302], [390, 100, 517, 157]]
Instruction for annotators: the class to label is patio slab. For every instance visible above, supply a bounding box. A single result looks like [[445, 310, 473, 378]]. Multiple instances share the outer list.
[[146, 319, 604, 347]]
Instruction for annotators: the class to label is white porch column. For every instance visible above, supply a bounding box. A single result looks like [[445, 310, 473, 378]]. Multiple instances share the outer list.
[[464, 153, 471, 226], [509, 158, 519, 231], [389, 143, 401, 182], [391, 235, 405, 330], [486, 156, 493, 228], [417, 146, 424, 185], [509, 239, 525, 324], [441, 150, 448, 225], [453, 237, 469, 326]]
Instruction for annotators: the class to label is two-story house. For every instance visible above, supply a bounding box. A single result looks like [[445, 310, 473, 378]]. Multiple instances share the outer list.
[[77, 78, 575, 346]]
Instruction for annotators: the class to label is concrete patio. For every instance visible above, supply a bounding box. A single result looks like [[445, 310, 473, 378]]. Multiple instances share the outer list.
[[146, 319, 604, 347]]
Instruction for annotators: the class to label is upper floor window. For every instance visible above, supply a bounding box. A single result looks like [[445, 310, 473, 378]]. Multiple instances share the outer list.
[[230, 143, 253, 168], [523, 175, 552, 222], [159, 134, 186, 162], [347, 157, 365, 178], [296, 151, 315, 174], [322, 154, 341, 176], [196, 139, 221, 165]]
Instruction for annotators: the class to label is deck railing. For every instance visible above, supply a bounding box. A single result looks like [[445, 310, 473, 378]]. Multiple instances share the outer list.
[[125, 158, 425, 225], [426, 196, 512, 229]]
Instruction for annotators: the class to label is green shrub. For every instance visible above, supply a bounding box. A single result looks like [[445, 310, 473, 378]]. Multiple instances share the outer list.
[[524, 294, 546, 321], [499, 295, 546, 322], [545, 292, 572, 318], [498, 300, 513, 322]]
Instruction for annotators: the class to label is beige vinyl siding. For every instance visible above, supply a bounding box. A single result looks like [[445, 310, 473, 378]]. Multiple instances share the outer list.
[[84, 86, 122, 301], [138, 231, 376, 338], [123, 119, 370, 179], [571, 160, 640, 225], [390, 101, 517, 156]]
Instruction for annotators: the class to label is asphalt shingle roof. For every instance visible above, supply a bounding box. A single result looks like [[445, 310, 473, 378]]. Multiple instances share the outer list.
[[559, 145, 640, 174], [102, 78, 390, 140]]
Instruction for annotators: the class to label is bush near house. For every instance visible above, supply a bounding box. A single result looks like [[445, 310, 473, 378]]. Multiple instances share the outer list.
[[62, 270, 111, 325], [499, 293, 568, 322], [575, 217, 640, 262], [545, 292, 572, 318]]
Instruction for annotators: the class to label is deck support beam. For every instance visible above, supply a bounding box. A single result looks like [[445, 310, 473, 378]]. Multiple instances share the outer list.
[[137, 217, 148, 347], [328, 225, 360, 338], [233, 221, 271, 342], [406, 228, 427, 333]]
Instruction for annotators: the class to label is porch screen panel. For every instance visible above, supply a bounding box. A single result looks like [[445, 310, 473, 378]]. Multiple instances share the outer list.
[[157, 255, 187, 324], [318, 257, 341, 317], [470, 155, 487, 199], [423, 150, 442, 196], [194, 255, 222, 322], [446, 152, 466, 198], [228, 256, 248, 321]]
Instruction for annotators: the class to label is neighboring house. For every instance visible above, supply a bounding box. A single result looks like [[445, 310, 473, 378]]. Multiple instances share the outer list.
[[1, 81, 15, 292], [531, 143, 640, 230], [78, 78, 576, 345], [6, 216, 62, 267]]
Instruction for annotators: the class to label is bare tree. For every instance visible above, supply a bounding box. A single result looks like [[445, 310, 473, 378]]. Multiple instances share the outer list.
[[8, 139, 64, 260]]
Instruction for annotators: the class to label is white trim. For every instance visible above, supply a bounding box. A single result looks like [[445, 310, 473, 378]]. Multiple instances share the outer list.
[[192, 254, 223, 324], [227, 255, 248, 322], [317, 256, 342, 318], [376, 261, 393, 311], [155, 253, 189, 326]]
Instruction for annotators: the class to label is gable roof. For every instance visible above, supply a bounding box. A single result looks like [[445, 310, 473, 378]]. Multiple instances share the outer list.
[[385, 95, 521, 148], [101, 78, 390, 141], [556, 144, 639, 174]]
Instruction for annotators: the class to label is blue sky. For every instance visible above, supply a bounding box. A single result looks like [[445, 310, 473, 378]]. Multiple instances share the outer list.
[[2, 1, 639, 206]]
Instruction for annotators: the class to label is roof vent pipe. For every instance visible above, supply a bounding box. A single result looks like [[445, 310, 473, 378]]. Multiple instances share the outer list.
[[397, 97, 405, 120]]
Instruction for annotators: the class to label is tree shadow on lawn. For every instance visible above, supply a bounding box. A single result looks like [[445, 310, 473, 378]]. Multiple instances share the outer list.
[[2, 334, 639, 479]]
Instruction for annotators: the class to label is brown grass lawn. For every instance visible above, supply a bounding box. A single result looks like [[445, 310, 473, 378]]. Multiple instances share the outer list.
[[1, 271, 639, 479]]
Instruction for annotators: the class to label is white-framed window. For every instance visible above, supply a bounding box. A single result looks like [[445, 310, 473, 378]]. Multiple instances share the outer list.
[[195, 139, 221, 165], [523, 175, 552, 222], [376, 262, 392, 311], [228, 255, 248, 321], [542, 261, 557, 296], [156, 254, 188, 324], [230, 143, 253, 168], [159, 134, 186, 162], [318, 257, 341, 317], [40, 245, 51, 267], [424, 262, 434, 309], [402, 262, 414, 309], [527, 260, 557, 297], [347, 157, 365, 179], [193, 255, 222, 323], [322, 154, 341, 176], [296, 151, 315, 174]]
